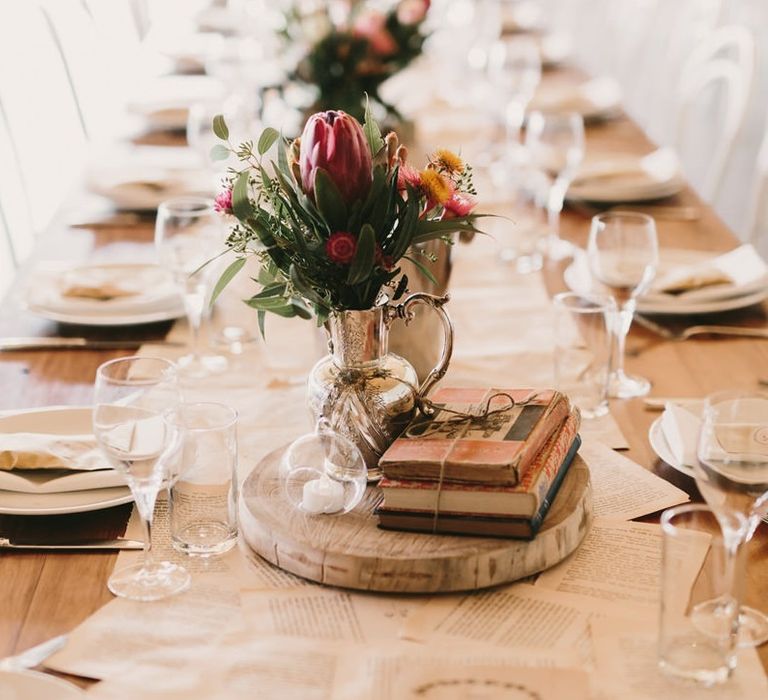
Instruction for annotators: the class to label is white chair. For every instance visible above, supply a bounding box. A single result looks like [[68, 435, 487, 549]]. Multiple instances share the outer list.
[[0, 1, 87, 238], [671, 25, 755, 201], [744, 121, 768, 252]]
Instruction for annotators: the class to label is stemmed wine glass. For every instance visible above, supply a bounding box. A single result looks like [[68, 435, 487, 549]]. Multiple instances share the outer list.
[[155, 197, 228, 379], [524, 111, 585, 260], [693, 390, 768, 647], [93, 356, 190, 601], [587, 211, 658, 398]]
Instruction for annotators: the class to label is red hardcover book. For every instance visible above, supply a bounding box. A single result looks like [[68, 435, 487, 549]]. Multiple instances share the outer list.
[[379, 387, 571, 486], [378, 409, 581, 518]]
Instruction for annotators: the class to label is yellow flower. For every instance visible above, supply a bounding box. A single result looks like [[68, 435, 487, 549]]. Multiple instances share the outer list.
[[432, 149, 464, 174], [420, 169, 452, 204]]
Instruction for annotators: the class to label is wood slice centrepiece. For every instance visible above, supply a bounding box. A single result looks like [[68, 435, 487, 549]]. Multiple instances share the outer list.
[[240, 447, 593, 593]]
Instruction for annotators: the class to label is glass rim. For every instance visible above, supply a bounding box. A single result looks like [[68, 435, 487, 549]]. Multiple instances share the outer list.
[[170, 401, 238, 431], [661, 502, 748, 536], [157, 196, 215, 215], [591, 210, 656, 226], [526, 108, 582, 123], [702, 388, 768, 406], [552, 290, 616, 312], [95, 356, 177, 387]]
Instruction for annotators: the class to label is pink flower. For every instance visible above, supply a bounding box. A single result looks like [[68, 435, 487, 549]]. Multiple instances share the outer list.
[[214, 188, 233, 214], [326, 231, 357, 264], [396, 0, 430, 25], [299, 110, 373, 205], [442, 193, 476, 219], [397, 163, 422, 192], [353, 11, 397, 56]]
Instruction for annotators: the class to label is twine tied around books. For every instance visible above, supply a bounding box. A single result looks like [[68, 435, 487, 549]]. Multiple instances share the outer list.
[[422, 390, 542, 533]]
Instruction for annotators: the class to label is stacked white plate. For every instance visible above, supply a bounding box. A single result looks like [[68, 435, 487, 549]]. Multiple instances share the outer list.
[[24, 263, 185, 326], [0, 407, 131, 515], [564, 245, 768, 315], [567, 148, 685, 203]]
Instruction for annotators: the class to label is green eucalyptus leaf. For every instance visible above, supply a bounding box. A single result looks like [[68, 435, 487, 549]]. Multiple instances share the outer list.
[[209, 144, 230, 161], [314, 169, 347, 231], [403, 254, 438, 285], [212, 114, 229, 140], [277, 134, 290, 176], [289, 264, 324, 305], [257, 309, 266, 339], [363, 96, 384, 155], [250, 282, 287, 299], [231, 171, 252, 220], [209, 257, 245, 307], [257, 127, 280, 155], [347, 224, 376, 285]]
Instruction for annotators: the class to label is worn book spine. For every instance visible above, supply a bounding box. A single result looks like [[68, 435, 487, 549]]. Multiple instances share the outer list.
[[376, 436, 582, 540], [379, 409, 581, 517]]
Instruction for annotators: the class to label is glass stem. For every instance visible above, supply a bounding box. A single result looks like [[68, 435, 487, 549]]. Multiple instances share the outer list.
[[547, 177, 568, 242], [183, 286, 206, 361], [134, 488, 159, 571], [612, 305, 635, 378]]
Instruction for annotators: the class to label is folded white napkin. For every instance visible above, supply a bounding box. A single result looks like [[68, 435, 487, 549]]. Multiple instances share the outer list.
[[0, 469, 124, 494], [0, 432, 107, 471], [660, 402, 702, 468], [572, 148, 680, 188], [652, 244, 768, 299]]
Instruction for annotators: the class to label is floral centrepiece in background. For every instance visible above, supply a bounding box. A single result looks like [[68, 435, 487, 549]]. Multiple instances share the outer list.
[[284, 0, 431, 123], [210, 103, 482, 333]]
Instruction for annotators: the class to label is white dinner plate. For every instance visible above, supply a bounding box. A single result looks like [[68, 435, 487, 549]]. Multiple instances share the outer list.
[[648, 416, 693, 477], [0, 406, 131, 511], [530, 77, 622, 122], [24, 263, 185, 327], [563, 250, 768, 315], [0, 669, 85, 700]]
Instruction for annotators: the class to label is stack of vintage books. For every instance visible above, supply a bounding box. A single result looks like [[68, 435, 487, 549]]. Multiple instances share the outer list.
[[375, 387, 581, 539]]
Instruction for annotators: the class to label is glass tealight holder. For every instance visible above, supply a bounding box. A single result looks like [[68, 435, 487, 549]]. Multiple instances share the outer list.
[[281, 425, 366, 516]]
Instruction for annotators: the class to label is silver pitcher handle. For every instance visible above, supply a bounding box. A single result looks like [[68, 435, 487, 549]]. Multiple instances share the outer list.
[[392, 292, 454, 404]]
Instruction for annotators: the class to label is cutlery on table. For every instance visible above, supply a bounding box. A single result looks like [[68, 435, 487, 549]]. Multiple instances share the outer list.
[[0, 337, 185, 352], [633, 315, 768, 342], [0, 634, 68, 671], [643, 397, 703, 411], [0, 537, 144, 551]]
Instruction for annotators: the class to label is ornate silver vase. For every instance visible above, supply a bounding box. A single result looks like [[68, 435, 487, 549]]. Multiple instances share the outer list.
[[307, 293, 453, 479]]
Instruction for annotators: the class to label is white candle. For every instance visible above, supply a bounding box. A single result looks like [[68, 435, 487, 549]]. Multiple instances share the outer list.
[[301, 475, 345, 514]]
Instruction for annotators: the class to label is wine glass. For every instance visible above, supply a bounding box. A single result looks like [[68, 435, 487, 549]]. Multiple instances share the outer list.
[[93, 356, 190, 601], [524, 111, 585, 260], [487, 36, 541, 146], [155, 197, 228, 379], [693, 390, 768, 647], [587, 211, 658, 398]]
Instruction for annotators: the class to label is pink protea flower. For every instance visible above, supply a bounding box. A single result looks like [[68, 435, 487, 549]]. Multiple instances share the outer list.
[[299, 110, 373, 205], [325, 231, 357, 264], [353, 11, 397, 56], [442, 192, 476, 219], [397, 0, 430, 25], [214, 188, 233, 214]]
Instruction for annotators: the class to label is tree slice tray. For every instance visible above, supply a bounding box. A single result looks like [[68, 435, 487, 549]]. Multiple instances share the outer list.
[[240, 446, 593, 593]]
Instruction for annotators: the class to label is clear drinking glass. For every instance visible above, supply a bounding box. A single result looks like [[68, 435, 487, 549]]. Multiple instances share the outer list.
[[93, 356, 190, 601], [524, 111, 585, 260], [552, 292, 615, 419], [587, 211, 658, 399], [693, 390, 768, 647], [169, 402, 239, 556], [155, 197, 228, 379], [487, 35, 541, 145]]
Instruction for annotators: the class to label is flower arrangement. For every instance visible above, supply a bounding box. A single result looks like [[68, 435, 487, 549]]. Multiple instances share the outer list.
[[286, 0, 430, 123], [210, 103, 482, 333]]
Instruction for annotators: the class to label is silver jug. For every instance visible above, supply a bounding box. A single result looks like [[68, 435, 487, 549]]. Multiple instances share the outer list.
[[307, 293, 453, 480]]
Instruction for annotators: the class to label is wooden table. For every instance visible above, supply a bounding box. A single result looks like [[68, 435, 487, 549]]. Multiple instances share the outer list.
[[1, 64, 767, 679]]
